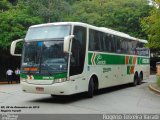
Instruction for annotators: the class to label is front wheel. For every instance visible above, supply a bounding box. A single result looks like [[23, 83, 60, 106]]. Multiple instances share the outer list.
[[137, 73, 143, 85], [87, 78, 94, 98]]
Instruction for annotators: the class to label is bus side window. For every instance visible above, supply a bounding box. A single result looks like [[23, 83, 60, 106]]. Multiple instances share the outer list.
[[128, 41, 132, 54], [120, 38, 127, 54], [111, 35, 116, 53], [134, 41, 138, 55], [94, 31, 101, 51], [99, 32, 104, 51], [116, 36, 121, 53], [89, 30, 95, 51], [103, 34, 108, 52], [89, 29, 101, 51], [124, 39, 129, 54], [136, 43, 149, 56], [106, 34, 112, 52]]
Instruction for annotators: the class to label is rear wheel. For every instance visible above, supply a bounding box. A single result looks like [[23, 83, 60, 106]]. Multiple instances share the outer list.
[[87, 78, 94, 98], [132, 73, 138, 86]]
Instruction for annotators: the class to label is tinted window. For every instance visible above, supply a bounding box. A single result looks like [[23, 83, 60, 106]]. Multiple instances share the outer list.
[[99, 32, 104, 51], [116, 36, 121, 53], [104, 34, 112, 52], [70, 26, 86, 76], [89, 29, 101, 51], [111, 35, 116, 52], [136, 43, 149, 56], [88, 29, 149, 56]]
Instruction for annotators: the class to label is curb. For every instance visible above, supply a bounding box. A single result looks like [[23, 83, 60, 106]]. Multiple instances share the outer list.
[[0, 81, 19, 85], [148, 84, 160, 95]]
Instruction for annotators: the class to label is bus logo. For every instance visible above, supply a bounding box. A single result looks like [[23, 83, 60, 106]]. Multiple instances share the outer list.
[[91, 53, 106, 65], [27, 75, 34, 80]]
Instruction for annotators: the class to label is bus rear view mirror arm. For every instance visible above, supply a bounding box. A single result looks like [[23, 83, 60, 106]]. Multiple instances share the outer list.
[[63, 35, 74, 54], [10, 39, 24, 56]]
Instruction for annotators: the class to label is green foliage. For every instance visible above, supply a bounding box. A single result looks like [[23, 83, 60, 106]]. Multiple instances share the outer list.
[[141, 7, 160, 49], [0, 8, 42, 49], [0, 0, 11, 11], [26, 0, 71, 22], [0, 0, 153, 50], [65, 0, 151, 39]]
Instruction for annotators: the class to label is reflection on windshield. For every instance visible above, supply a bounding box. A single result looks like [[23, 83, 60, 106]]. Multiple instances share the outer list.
[[25, 25, 70, 41], [21, 41, 68, 76], [41, 41, 68, 75], [22, 42, 41, 67]]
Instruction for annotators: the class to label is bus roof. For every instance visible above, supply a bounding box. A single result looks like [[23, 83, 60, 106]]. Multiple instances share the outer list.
[[29, 22, 148, 43]]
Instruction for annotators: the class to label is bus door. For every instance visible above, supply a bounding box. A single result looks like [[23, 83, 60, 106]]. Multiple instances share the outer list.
[[69, 26, 87, 92]]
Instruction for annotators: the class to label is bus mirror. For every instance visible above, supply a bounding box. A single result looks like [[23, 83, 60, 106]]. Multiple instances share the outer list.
[[64, 35, 74, 53], [10, 39, 24, 56]]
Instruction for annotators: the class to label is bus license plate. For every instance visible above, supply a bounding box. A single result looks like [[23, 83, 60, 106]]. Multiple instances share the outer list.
[[36, 87, 44, 92]]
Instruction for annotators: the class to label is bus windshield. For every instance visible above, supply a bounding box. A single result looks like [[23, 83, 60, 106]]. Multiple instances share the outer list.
[[25, 25, 71, 41], [21, 41, 68, 76]]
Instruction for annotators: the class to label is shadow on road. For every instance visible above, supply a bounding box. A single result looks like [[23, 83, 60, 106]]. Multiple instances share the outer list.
[[29, 82, 146, 104]]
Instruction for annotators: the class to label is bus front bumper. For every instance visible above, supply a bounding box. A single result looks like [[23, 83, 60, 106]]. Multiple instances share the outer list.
[[21, 81, 76, 95]]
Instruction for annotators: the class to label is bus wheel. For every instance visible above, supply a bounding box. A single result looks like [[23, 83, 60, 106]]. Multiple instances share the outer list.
[[132, 73, 138, 86], [138, 73, 143, 85], [87, 78, 94, 98]]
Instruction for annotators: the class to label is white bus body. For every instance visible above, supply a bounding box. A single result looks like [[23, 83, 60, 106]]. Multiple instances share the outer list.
[[11, 22, 150, 97]]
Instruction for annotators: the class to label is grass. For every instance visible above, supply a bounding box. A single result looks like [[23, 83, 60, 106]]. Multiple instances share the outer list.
[[157, 76, 160, 87]]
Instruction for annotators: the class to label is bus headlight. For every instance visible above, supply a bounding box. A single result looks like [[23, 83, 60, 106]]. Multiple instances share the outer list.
[[54, 78, 67, 83]]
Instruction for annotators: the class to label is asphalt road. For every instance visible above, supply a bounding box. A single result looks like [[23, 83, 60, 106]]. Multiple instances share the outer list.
[[0, 75, 159, 114]]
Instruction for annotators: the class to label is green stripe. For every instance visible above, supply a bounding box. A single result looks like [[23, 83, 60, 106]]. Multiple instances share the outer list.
[[20, 72, 67, 80], [88, 52, 149, 65], [129, 56, 133, 64], [88, 53, 125, 65], [137, 57, 150, 64], [20, 74, 27, 79], [88, 53, 93, 65], [127, 66, 130, 74]]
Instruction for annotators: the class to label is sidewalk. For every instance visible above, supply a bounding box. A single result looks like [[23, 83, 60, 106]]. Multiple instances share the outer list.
[[148, 83, 160, 95], [0, 81, 19, 84], [147, 75, 160, 95]]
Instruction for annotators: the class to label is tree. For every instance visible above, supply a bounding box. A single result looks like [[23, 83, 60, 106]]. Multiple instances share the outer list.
[[141, 0, 160, 49], [8, 0, 18, 5], [0, 8, 42, 49], [65, 0, 152, 39], [0, 1, 43, 79], [0, 0, 11, 12], [26, 0, 71, 23], [151, 0, 160, 7]]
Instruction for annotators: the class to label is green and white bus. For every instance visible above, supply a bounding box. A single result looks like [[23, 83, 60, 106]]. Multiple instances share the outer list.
[[10, 22, 150, 97]]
